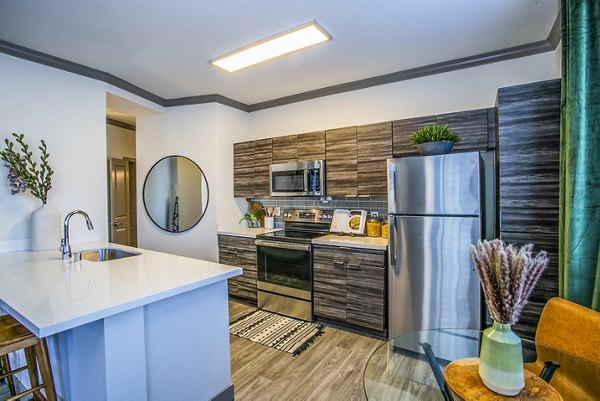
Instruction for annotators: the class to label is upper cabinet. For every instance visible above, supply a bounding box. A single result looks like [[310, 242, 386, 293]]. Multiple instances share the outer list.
[[233, 107, 495, 197], [272, 134, 297, 164], [357, 122, 392, 195], [233, 138, 272, 197], [325, 127, 358, 196], [392, 116, 436, 156], [392, 108, 495, 157], [297, 131, 326, 161]]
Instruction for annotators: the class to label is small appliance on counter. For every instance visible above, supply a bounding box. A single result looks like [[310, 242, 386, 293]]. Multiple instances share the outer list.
[[329, 209, 367, 235]]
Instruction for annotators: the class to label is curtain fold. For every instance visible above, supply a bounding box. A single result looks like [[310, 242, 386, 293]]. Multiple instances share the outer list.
[[559, 0, 600, 310]]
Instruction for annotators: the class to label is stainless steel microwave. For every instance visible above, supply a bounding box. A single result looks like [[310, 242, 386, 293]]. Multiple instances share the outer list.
[[270, 160, 325, 196]]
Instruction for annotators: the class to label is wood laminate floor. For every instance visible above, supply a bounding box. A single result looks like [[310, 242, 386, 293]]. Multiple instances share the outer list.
[[229, 301, 384, 401]]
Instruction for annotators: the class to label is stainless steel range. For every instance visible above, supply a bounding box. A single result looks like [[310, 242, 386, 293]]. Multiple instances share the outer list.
[[255, 209, 334, 321]]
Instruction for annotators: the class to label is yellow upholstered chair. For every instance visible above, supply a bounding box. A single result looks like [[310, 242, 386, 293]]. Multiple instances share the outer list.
[[525, 297, 600, 401]]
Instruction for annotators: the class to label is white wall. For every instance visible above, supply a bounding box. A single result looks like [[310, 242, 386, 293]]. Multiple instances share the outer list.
[[107, 124, 136, 159], [136, 104, 220, 261], [249, 51, 561, 139], [0, 54, 108, 251]]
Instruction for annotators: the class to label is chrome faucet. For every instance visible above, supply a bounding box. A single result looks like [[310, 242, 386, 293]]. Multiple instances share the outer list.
[[60, 210, 94, 260]]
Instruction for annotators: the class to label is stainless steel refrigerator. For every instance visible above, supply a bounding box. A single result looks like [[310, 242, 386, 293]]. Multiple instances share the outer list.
[[387, 151, 495, 339]]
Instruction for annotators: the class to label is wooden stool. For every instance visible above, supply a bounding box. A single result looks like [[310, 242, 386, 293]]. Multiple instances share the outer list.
[[444, 358, 562, 401], [0, 314, 56, 401]]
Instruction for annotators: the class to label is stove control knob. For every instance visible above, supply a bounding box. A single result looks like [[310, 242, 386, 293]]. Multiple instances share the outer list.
[[317, 214, 323, 219]]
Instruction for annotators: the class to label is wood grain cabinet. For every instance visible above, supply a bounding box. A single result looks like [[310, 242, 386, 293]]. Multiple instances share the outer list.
[[271, 135, 297, 164], [297, 131, 326, 161], [233, 138, 272, 197], [497, 79, 560, 341], [392, 108, 495, 157], [325, 127, 358, 196], [313, 245, 386, 332], [218, 234, 257, 301], [357, 122, 392, 195]]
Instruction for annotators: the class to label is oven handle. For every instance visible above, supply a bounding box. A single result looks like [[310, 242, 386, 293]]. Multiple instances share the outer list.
[[255, 240, 310, 252]]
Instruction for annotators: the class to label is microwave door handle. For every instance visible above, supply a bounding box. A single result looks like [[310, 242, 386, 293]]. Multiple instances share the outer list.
[[303, 169, 309, 192]]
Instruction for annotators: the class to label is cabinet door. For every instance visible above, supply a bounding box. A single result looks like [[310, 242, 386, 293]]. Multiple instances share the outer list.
[[357, 122, 392, 195], [235, 237, 258, 301], [313, 246, 347, 322], [497, 79, 560, 341], [218, 235, 240, 296], [233, 141, 254, 197], [346, 249, 386, 331], [392, 115, 436, 156], [436, 108, 489, 152], [325, 127, 358, 196], [297, 131, 325, 161], [253, 139, 273, 197], [272, 135, 297, 164]]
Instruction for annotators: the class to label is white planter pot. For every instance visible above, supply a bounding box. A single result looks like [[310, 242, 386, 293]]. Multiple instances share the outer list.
[[31, 204, 61, 251]]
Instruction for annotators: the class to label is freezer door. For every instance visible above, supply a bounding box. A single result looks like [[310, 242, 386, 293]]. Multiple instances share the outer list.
[[388, 152, 481, 216], [388, 215, 481, 339]]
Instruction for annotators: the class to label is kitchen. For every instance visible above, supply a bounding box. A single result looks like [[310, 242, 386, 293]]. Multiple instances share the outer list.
[[1, 1, 599, 401]]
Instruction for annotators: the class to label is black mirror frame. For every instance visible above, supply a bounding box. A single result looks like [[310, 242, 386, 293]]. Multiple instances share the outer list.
[[142, 155, 209, 233]]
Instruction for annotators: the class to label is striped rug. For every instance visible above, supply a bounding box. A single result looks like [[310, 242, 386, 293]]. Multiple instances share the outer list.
[[230, 310, 324, 356]]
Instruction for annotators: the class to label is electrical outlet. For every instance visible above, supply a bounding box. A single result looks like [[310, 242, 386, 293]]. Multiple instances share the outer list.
[[371, 211, 379, 218]]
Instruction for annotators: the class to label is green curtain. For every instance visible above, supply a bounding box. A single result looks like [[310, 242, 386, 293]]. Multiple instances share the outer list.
[[559, 0, 600, 311]]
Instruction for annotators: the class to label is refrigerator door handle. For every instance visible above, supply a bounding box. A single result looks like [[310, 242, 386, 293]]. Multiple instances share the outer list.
[[389, 216, 397, 268]]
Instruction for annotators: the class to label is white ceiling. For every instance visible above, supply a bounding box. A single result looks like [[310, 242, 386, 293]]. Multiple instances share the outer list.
[[0, 0, 558, 105]]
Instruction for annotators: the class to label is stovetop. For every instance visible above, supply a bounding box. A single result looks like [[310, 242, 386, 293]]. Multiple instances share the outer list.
[[256, 208, 334, 244], [257, 229, 326, 243]]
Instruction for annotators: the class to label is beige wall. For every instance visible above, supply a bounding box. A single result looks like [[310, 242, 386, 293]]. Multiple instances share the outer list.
[[106, 124, 136, 159]]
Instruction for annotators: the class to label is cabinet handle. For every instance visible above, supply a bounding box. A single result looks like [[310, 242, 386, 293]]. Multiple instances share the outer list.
[[347, 263, 361, 270], [333, 261, 347, 269]]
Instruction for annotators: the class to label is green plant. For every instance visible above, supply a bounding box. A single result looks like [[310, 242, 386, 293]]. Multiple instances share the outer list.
[[239, 210, 263, 224], [0, 133, 53, 204], [409, 125, 461, 146]]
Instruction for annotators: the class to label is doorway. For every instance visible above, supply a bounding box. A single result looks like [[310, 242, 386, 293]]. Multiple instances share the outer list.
[[106, 109, 137, 247]]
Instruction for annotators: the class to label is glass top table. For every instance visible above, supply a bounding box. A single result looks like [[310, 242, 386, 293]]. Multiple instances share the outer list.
[[363, 329, 600, 400]]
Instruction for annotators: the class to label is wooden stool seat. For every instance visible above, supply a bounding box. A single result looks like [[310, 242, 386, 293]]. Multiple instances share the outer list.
[[0, 314, 56, 401], [444, 358, 562, 401]]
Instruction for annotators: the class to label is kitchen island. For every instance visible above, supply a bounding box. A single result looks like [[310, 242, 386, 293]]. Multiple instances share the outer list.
[[0, 242, 241, 401]]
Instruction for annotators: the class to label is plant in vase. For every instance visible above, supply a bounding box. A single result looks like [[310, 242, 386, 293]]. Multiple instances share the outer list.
[[1, 133, 59, 251], [471, 239, 549, 396], [410, 125, 461, 156]]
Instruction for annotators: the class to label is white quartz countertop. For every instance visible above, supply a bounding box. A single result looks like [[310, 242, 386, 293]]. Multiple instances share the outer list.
[[312, 235, 388, 250], [0, 242, 242, 338], [217, 225, 282, 238]]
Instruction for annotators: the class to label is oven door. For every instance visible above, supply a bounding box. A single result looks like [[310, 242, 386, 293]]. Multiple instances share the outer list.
[[255, 240, 311, 301]]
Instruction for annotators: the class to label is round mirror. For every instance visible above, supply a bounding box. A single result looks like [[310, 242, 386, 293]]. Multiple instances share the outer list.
[[142, 156, 209, 233]]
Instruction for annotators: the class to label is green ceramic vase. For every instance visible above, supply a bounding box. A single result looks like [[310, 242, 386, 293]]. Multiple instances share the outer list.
[[479, 321, 525, 396]]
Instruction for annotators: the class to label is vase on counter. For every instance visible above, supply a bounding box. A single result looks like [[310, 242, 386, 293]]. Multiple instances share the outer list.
[[30, 204, 61, 251], [479, 321, 525, 396]]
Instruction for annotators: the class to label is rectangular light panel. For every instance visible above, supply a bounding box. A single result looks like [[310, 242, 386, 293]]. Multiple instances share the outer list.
[[210, 21, 331, 72]]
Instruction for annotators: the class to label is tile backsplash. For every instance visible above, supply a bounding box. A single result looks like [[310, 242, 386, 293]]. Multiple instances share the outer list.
[[250, 196, 388, 228]]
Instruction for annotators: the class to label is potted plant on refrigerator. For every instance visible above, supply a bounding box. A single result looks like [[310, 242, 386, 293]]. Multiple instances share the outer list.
[[410, 125, 461, 156], [470, 239, 549, 396]]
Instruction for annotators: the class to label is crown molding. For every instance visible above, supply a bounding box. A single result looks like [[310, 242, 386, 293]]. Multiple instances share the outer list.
[[0, 15, 560, 113]]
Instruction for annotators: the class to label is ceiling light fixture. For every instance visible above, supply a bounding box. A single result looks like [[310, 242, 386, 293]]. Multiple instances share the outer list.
[[210, 21, 331, 72]]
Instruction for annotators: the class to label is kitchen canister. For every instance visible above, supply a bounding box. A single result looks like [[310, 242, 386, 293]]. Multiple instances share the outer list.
[[264, 216, 275, 229]]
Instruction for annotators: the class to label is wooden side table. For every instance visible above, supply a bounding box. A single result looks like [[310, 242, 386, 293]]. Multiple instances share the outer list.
[[444, 358, 562, 401]]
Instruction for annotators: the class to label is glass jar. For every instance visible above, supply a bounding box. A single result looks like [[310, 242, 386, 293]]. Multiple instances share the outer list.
[[381, 222, 389, 239], [366, 217, 382, 237]]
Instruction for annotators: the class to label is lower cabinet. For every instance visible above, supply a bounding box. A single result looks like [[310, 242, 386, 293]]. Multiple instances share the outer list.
[[313, 245, 386, 332], [218, 234, 257, 302]]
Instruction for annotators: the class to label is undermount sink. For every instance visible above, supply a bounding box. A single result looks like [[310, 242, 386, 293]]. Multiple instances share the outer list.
[[76, 248, 141, 262]]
